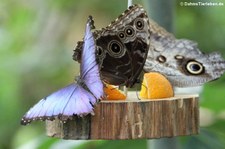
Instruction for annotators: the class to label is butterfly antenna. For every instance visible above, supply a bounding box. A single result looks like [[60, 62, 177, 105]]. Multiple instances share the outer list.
[[135, 84, 141, 100], [135, 82, 148, 100]]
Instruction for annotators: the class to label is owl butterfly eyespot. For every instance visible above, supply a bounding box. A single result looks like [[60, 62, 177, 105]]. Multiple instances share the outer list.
[[118, 32, 125, 39], [135, 19, 144, 30], [174, 55, 184, 60], [73, 4, 151, 87], [107, 40, 125, 58], [185, 61, 204, 75], [125, 26, 135, 37], [144, 18, 225, 87]]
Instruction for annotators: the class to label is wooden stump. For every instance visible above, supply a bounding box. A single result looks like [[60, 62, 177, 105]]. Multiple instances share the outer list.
[[46, 93, 199, 140]]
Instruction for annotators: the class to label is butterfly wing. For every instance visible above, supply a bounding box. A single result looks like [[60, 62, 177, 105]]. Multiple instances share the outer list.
[[74, 5, 150, 88], [80, 16, 104, 100], [95, 4, 150, 87], [21, 84, 96, 125], [144, 20, 225, 87], [21, 18, 103, 125]]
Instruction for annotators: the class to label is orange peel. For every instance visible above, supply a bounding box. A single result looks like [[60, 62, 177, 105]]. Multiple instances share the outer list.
[[140, 72, 174, 99], [104, 84, 126, 100]]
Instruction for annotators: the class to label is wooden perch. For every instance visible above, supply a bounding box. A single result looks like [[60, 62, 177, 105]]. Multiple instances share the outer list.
[[46, 93, 199, 140]]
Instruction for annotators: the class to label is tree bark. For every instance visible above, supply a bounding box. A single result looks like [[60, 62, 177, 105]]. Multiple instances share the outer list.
[[46, 93, 199, 140]]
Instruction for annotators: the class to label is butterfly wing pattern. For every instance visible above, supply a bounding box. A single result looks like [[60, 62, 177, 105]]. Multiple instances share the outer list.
[[73, 4, 150, 88], [144, 18, 225, 87], [21, 17, 103, 125]]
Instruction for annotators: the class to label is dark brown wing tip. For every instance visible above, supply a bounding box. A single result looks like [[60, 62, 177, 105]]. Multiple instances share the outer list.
[[20, 115, 79, 126], [87, 15, 95, 30], [106, 4, 147, 30], [20, 116, 50, 126], [21, 118, 31, 125]]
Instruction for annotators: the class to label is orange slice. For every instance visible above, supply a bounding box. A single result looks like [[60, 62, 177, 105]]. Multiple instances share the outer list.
[[140, 72, 174, 99], [104, 84, 126, 100]]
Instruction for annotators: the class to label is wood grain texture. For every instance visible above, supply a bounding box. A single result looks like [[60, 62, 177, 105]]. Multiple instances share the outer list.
[[46, 93, 199, 140]]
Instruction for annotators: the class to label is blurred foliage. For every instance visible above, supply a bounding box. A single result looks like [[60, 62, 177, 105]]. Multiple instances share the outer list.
[[176, 0, 225, 55], [0, 0, 225, 149], [181, 128, 225, 149], [73, 140, 147, 149]]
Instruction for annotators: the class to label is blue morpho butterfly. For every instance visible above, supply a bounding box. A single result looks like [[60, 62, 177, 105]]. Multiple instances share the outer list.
[[21, 16, 104, 125]]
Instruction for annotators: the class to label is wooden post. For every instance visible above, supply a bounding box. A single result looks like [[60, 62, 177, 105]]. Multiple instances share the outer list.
[[46, 93, 199, 140]]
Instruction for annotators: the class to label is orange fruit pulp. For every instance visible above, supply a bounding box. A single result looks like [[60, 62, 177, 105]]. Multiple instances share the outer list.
[[139, 72, 174, 99], [104, 84, 126, 100]]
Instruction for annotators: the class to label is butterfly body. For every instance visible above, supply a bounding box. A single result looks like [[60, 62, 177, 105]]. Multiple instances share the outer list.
[[21, 17, 104, 125]]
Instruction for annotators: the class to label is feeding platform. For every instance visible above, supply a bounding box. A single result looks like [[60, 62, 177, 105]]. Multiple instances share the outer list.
[[46, 92, 199, 140]]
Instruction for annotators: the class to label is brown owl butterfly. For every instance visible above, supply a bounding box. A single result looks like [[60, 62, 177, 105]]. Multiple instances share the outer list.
[[73, 4, 150, 87], [144, 18, 225, 87]]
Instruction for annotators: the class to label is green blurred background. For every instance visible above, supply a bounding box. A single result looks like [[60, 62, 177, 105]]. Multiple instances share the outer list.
[[0, 0, 225, 149]]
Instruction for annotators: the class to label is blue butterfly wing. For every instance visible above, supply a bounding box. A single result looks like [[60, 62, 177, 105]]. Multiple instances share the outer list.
[[80, 17, 104, 101], [21, 83, 95, 125], [21, 19, 103, 125]]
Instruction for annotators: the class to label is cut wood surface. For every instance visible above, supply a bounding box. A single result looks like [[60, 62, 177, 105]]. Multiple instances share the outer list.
[[46, 92, 199, 140]]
